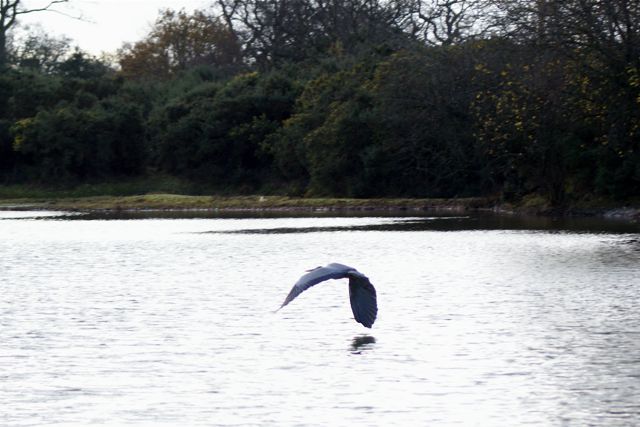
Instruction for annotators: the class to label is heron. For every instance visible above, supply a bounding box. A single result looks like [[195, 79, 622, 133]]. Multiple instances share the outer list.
[[278, 263, 378, 328]]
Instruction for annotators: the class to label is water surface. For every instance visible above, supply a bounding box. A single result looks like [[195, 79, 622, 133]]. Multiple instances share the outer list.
[[1, 212, 639, 426]]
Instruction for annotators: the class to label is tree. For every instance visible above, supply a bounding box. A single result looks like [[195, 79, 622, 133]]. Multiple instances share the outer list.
[[218, 0, 317, 67], [11, 98, 146, 181], [401, 0, 496, 45], [148, 69, 299, 188], [266, 59, 391, 196], [472, 50, 572, 203], [0, 0, 70, 68], [489, 0, 640, 71], [310, 0, 413, 53], [118, 8, 242, 80], [217, 0, 413, 68], [488, 0, 640, 199], [10, 24, 71, 72], [368, 46, 489, 197], [55, 48, 111, 78]]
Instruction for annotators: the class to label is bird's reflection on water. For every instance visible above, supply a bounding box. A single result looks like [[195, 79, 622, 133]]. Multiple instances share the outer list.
[[350, 335, 376, 354]]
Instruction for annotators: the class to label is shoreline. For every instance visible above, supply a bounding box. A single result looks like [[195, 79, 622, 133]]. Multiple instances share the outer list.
[[0, 194, 639, 221], [0, 194, 489, 213]]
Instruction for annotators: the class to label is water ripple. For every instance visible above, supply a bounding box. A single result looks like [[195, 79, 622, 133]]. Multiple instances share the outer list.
[[1, 213, 639, 426]]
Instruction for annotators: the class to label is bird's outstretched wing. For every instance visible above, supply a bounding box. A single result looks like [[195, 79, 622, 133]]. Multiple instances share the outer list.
[[348, 274, 378, 328], [279, 263, 356, 309]]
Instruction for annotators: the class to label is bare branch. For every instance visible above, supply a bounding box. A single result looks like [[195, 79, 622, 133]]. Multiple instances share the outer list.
[[0, 0, 81, 67], [15, 0, 68, 15]]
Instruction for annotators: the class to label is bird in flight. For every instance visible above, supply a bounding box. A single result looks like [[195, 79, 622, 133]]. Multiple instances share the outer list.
[[278, 263, 378, 328]]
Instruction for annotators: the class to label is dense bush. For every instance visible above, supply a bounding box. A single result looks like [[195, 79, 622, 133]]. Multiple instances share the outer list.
[[1, 2, 639, 204], [147, 69, 300, 189], [12, 99, 145, 181]]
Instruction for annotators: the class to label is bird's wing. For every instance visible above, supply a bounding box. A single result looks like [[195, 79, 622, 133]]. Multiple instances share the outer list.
[[348, 274, 378, 328], [279, 264, 355, 309]]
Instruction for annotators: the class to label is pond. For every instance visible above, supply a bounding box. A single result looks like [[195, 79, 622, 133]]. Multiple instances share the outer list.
[[1, 211, 639, 426]]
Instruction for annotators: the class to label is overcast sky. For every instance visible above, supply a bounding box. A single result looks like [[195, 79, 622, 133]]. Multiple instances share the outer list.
[[17, 0, 212, 55]]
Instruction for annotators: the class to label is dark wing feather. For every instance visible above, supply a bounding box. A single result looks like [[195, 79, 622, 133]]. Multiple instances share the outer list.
[[279, 264, 353, 309], [348, 275, 378, 328]]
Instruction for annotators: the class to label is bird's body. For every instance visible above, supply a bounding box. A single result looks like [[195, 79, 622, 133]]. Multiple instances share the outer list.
[[279, 263, 378, 328]]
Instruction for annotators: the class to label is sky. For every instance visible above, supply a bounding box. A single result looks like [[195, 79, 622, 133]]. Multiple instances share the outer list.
[[16, 0, 212, 55]]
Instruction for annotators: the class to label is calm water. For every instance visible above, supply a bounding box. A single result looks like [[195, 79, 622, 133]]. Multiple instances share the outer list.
[[1, 211, 639, 426]]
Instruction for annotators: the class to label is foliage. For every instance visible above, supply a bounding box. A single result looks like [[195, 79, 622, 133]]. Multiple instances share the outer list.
[[9, 25, 71, 73], [369, 46, 487, 197], [1, 1, 639, 204], [118, 8, 242, 80], [0, 0, 71, 68], [216, 0, 415, 68], [11, 98, 145, 182], [147, 69, 300, 189]]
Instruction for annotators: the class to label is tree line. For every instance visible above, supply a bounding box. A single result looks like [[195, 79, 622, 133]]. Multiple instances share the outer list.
[[1, 0, 639, 204]]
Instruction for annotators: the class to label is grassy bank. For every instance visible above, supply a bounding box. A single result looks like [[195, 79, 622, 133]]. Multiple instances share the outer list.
[[1, 182, 638, 219], [0, 179, 496, 212], [0, 176, 200, 200], [0, 192, 493, 212]]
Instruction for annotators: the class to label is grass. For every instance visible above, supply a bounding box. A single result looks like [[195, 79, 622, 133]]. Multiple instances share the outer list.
[[0, 193, 495, 211], [0, 179, 494, 211], [0, 175, 196, 199], [2, 179, 635, 216]]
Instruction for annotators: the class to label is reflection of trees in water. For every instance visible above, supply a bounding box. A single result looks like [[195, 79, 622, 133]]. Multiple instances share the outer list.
[[350, 335, 376, 354], [205, 215, 640, 235], [39, 211, 640, 234]]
